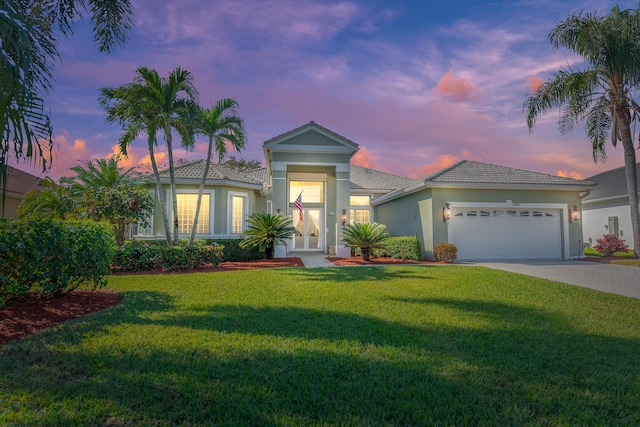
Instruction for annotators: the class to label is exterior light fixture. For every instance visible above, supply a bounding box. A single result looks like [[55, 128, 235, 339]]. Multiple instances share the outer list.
[[443, 203, 452, 223], [570, 205, 580, 225], [341, 209, 347, 227]]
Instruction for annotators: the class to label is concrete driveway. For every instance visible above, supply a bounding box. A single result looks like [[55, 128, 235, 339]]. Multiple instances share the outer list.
[[472, 260, 640, 299]]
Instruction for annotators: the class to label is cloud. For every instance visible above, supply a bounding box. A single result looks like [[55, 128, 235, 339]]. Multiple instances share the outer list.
[[526, 76, 544, 92], [557, 170, 584, 180], [352, 146, 376, 169], [416, 154, 461, 177], [433, 71, 478, 102]]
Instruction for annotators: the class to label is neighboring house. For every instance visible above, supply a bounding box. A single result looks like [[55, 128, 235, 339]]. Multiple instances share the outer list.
[[0, 166, 43, 219], [141, 121, 594, 260], [582, 163, 640, 250]]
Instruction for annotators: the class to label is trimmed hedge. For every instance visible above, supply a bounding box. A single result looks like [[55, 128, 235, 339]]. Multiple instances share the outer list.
[[126, 238, 262, 262], [0, 219, 115, 306], [434, 243, 457, 263], [377, 236, 424, 261], [112, 240, 224, 272]]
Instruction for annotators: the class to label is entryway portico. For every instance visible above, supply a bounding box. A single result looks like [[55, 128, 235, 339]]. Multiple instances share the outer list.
[[262, 121, 358, 257]]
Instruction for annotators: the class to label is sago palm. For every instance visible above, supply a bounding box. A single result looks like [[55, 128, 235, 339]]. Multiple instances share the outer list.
[[341, 222, 389, 261], [240, 213, 296, 260], [524, 4, 640, 258], [188, 99, 246, 245]]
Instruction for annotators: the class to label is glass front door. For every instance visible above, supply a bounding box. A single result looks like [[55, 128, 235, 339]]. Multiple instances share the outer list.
[[292, 208, 323, 250]]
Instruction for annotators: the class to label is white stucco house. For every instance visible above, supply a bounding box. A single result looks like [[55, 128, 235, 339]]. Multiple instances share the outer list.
[[139, 121, 595, 260], [582, 163, 640, 249]]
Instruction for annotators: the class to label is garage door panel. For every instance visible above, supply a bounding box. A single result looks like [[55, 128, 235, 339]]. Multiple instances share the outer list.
[[451, 208, 561, 260]]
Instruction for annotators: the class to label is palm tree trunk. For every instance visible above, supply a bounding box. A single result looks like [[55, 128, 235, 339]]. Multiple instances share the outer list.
[[619, 124, 640, 258], [188, 136, 213, 246], [166, 133, 180, 246], [149, 141, 172, 246]]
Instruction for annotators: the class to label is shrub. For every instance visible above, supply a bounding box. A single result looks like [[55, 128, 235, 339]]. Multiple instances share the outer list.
[[342, 222, 390, 261], [594, 234, 629, 256], [206, 239, 263, 261], [378, 236, 423, 261], [0, 219, 115, 305], [434, 243, 457, 263], [240, 213, 297, 260], [112, 241, 224, 272]]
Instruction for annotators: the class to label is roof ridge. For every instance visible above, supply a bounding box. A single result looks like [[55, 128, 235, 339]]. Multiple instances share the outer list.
[[422, 159, 467, 182]]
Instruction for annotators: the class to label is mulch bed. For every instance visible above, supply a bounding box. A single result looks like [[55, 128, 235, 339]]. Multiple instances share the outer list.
[[582, 256, 619, 263], [328, 256, 445, 266], [1, 258, 304, 345]]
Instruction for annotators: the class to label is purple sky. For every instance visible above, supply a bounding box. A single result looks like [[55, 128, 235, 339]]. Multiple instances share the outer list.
[[8, 0, 638, 180]]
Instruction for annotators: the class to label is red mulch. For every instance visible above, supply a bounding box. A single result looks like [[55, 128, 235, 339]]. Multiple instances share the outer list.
[[0, 290, 123, 345], [328, 256, 445, 266], [582, 256, 619, 263], [1, 258, 304, 345]]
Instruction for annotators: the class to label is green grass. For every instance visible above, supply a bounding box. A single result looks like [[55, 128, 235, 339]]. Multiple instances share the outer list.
[[2, 266, 640, 426]]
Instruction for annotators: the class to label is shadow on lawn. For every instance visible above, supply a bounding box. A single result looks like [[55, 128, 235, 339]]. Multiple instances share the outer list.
[[1, 294, 639, 425], [284, 265, 436, 282]]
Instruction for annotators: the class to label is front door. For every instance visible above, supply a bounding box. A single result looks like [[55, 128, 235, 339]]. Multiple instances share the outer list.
[[293, 208, 323, 250]]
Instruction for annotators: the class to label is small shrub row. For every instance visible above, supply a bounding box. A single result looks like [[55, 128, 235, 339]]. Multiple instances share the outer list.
[[0, 219, 115, 306], [112, 241, 224, 272], [377, 236, 423, 261], [434, 243, 457, 262], [126, 238, 263, 262]]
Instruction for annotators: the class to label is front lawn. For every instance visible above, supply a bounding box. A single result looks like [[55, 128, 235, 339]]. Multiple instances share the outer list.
[[2, 266, 640, 425]]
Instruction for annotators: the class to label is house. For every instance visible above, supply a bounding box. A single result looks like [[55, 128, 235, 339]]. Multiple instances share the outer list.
[[582, 163, 640, 249], [140, 121, 594, 260], [0, 166, 43, 219]]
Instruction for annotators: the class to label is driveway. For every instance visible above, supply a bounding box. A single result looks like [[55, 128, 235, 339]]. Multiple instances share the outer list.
[[472, 260, 640, 299]]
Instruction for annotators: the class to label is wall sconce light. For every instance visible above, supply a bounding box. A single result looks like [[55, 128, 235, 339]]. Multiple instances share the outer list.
[[570, 205, 580, 225], [443, 203, 451, 223], [341, 209, 347, 227]]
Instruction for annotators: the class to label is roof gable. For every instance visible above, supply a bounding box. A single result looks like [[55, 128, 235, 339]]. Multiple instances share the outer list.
[[263, 121, 359, 154]]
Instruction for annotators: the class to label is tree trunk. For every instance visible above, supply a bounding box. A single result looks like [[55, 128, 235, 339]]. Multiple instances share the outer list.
[[616, 109, 640, 258], [361, 247, 370, 261], [149, 140, 172, 247], [265, 242, 274, 260], [166, 133, 180, 246], [188, 135, 213, 246]]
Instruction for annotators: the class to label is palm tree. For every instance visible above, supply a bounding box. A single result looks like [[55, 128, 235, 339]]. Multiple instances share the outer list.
[[341, 222, 390, 261], [239, 213, 296, 259], [188, 99, 247, 245], [1, 0, 133, 212], [68, 156, 153, 246], [525, 5, 640, 258], [16, 177, 76, 220], [100, 67, 199, 246]]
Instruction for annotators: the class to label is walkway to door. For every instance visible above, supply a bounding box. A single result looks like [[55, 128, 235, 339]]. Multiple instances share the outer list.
[[290, 252, 335, 268]]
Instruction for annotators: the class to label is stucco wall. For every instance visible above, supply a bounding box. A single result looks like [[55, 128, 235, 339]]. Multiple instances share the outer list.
[[375, 186, 585, 259], [582, 199, 637, 249]]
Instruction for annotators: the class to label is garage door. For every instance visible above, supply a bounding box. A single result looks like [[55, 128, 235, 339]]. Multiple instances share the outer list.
[[450, 208, 562, 260]]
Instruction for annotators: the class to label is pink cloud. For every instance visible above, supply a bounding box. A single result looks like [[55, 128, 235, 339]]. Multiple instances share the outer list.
[[557, 170, 584, 180], [526, 76, 544, 93], [352, 146, 376, 169], [433, 71, 478, 102], [416, 154, 461, 177]]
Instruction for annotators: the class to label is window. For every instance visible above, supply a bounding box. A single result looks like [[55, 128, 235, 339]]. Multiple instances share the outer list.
[[350, 209, 370, 224], [228, 192, 248, 234], [176, 194, 210, 234], [350, 196, 370, 206], [289, 181, 324, 203]]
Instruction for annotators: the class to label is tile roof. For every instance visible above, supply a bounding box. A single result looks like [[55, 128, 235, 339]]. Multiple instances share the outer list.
[[583, 162, 640, 201], [350, 165, 414, 191], [1, 166, 43, 195], [418, 160, 595, 186], [157, 160, 263, 186], [244, 167, 270, 189]]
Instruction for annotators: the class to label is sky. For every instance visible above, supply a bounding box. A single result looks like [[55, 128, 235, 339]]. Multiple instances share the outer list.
[[8, 0, 640, 181]]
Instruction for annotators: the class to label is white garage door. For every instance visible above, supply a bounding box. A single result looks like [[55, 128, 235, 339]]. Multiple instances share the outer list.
[[450, 208, 562, 260]]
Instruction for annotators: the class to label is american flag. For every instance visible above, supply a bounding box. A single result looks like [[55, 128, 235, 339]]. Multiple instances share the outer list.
[[294, 192, 303, 221]]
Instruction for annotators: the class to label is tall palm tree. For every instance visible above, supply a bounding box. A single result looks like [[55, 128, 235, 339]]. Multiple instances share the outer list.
[[1, 0, 133, 212], [16, 177, 76, 220], [525, 5, 640, 258], [188, 99, 247, 245], [100, 67, 199, 246]]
